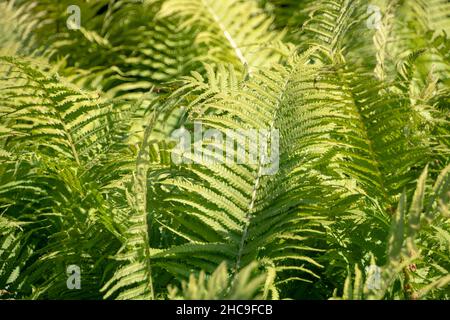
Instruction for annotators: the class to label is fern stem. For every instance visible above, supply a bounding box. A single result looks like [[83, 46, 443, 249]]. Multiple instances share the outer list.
[[233, 69, 291, 274], [336, 69, 391, 205], [200, 0, 249, 71], [133, 103, 159, 300]]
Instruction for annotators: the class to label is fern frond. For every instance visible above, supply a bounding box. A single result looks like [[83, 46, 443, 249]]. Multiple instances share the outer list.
[[158, 0, 285, 74], [168, 261, 269, 299]]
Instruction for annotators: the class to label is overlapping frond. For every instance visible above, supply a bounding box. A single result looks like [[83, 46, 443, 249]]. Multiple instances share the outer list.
[[158, 0, 285, 74], [1, 0, 449, 301], [333, 164, 450, 300], [168, 261, 272, 299]]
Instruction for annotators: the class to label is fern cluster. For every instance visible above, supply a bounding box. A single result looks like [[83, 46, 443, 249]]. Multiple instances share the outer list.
[[0, 0, 449, 300]]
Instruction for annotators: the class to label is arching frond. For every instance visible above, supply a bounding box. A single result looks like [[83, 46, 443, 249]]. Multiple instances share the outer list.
[[158, 0, 285, 74]]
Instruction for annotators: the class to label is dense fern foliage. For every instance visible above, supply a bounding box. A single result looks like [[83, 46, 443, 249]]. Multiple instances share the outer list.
[[0, 0, 449, 300]]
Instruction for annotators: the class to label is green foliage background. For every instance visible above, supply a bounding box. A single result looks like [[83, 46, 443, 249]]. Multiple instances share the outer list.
[[0, 0, 449, 300]]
